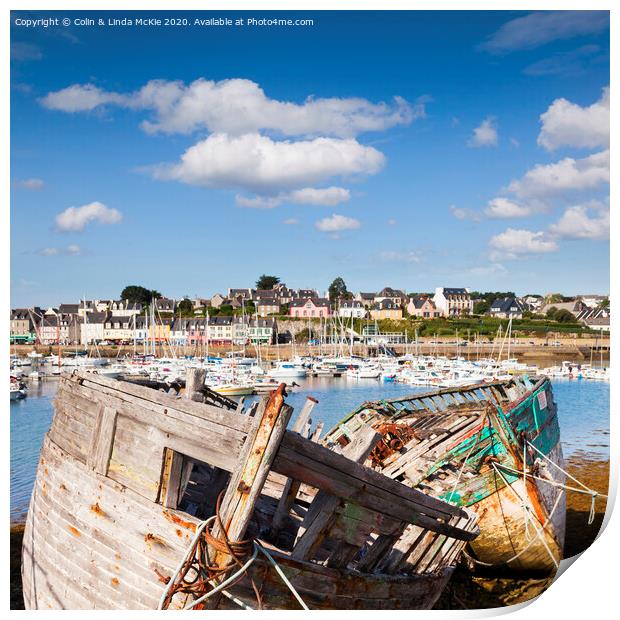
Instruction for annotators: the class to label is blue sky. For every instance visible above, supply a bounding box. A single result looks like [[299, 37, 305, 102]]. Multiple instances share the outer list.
[[10, 10, 610, 307]]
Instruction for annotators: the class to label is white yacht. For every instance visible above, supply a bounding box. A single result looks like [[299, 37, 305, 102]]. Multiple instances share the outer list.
[[268, 361, 307, 379]]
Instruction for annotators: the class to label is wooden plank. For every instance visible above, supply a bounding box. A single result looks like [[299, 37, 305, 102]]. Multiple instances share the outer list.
[[160, 448, 185, 509], [86, 405, 117, 475], [291, 425, 381, 561], [273, 442, 476, 540], [185, 367, 207, 402], [269, 396, 318, 537], [70, 372, 253, 433], [209, 385, 292, 569]]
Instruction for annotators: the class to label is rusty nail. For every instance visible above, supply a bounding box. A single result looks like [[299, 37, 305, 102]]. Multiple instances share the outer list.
[[237, 481, 251, 494]]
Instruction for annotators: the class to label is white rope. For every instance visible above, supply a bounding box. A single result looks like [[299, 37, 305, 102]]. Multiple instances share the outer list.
[[464, 489, 565, 568], [157, 515, 309, 610], [255, 542, 310, 610], [492, 464, 560, 570], [527, 440, 590, 492], [183, 546, 259, 610], [494, 461, 606, 525]]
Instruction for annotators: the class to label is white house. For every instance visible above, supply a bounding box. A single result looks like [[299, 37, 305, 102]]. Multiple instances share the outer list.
[[433, 287, 473, 317], [249, 318, 276, 344], [338, 300, 367, 319], [80, 312, 108, 345]]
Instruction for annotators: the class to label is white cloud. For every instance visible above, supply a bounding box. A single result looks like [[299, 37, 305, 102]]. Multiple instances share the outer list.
[[378, 250, 422, 263], [484, 197, 532, 218], [548, 205, 609, 240], [507, 149, 609, 199], [489, 228, 559, 260], [479, 11, 609, 53], [234, 195, 281, 209], [42, 78, 420, 138], [468, 117, 498, 147], [387, 218, 397, 226], [450, 205, 480, 221], [538, 86, 609, 151], [36, 244, 82, 256], [13, 178, 44, 190], [41, 84, 126, 112], [282, 218, 299, 226], [523, 45, 604, 77], [237, 186, 351, 209], [287, 187, 351, 206], [315, 214, 361, 233], [66, 244, 82, 255], [154, 133, 384, 195], [55, 201, 122, 232]]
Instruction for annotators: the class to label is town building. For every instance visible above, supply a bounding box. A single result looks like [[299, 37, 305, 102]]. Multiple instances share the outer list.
[[10, 308, 41, 342], [576, 307, 610, 332], [489, 297, 525, 319], [407, 296, 440, 318], [370, 300, 403, 320], [578, 295, 609, 309], [354, 292, 376, 309], [227, 288, 254, 300], [433, 287, 474, 317], [39, 313, 80, 345], [192, 298, 211, 315], [521, 295, 544, 312], [289, 298, 331, 318], [374, 287, 407, 305], [338, 300, 367, 319], [154, 298, 176, 314], [103, 315, 135, 343], [207, 316, 234, 344], [149, 318, 173, 342], [109, 300, 142, 317], [249, 318, 277, 344], [541, 300, 585, 316], [80, 312, 108, 345], [256, 298, 281, 317]]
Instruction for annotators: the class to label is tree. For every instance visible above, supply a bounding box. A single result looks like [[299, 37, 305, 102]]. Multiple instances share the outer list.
[[120, 285, 161, 306], [599, 298, 610, 309], [473, 300, 491, 315], [554, 309, 576, 323], [177, 298, 194, 316], [328, 277, 351, 302], [255, 275, 280, 290], [546, 306, 558, 320]]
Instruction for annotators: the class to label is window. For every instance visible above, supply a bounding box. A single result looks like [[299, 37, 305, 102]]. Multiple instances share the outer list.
[[160, 449, 230, 519]]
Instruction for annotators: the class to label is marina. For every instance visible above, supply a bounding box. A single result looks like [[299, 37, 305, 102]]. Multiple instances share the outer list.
[[10, 363, 609, 609]]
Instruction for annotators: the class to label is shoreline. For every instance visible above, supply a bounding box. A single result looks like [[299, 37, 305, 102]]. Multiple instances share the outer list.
[[9, 342, 611, 366], [10, 457, 609, 610]]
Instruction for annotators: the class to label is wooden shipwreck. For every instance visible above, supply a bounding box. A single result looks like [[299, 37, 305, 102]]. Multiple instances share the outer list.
[[22, 370, 479, 610], [323, 376, 566, 573]]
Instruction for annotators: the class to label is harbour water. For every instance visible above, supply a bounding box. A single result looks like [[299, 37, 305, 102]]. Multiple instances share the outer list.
[[10, 376, 610, 524]]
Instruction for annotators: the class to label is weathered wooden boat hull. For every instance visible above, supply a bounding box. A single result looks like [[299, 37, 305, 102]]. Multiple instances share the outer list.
[[325, 376, 566, 573], [22, 372, 478, 610], [467, 442, 565, 572], [22, 436, 454, 609]]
